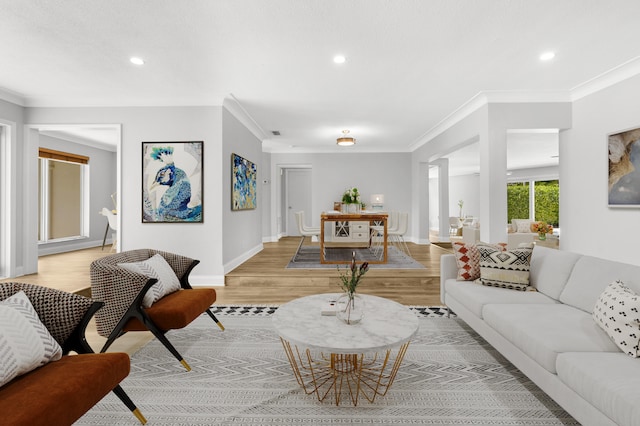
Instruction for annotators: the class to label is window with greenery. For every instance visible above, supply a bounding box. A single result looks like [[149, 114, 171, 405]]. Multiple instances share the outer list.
[[507, 179, 559, 227], [507, 182, 529, 222]]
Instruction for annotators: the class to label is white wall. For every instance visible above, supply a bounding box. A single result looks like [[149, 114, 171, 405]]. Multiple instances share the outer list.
[[561, 74, 640, 265], [449, 174, 480, 219], [268, 152, 412, 240], [37, 134, 117, 255], [222, 108, 263, 270], [25, 106, 226, 283]]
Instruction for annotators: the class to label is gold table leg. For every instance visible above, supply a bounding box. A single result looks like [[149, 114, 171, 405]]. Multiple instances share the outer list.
[[279, 337, 411, 406]]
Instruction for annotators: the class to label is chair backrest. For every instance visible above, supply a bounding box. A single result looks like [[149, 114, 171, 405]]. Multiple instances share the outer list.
[[395, 212, 409, 235], [294, 211, 305, 234], [0, 282, 99, 353], [101, 207, 118, 230], [449, 216, 459, 227], [388, 211, 399, 231]]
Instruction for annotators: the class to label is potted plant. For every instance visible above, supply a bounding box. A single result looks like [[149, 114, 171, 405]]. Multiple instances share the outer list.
[[336, 251, 369, 324]]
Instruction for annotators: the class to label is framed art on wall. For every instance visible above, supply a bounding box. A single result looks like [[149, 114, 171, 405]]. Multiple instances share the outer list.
[[608, 127, 640, 207], [232, 153, 257, 210], [142, 141, 203, 222]]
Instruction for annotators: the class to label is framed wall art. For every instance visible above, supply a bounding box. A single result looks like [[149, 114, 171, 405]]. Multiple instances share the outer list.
[[142, 141, 203, 222], [231, 153, 257, 210], [608, 127, 640, 207]]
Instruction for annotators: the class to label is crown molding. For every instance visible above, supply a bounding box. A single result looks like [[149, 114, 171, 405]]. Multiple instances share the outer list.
[[223, 94, 267, 142], [0, 88, 26, 106], [571, 55, 640, 101]]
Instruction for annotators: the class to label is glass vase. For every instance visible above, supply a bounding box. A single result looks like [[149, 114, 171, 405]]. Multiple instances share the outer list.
[[538, 232, 547, 241], [336, 293, 365, 325]]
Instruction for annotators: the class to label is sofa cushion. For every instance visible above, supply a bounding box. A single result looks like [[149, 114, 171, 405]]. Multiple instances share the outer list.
[[0, 353, 130, 426], [559, 255, 640, 313], [0, 291, 63, 387], [477, 245, 533, 291], [592, 280, 640, 357], [529, 246, 581, 300], [123, 287, 217, 332], [444, 279, 557, 318], [557, 352, 640, 426], [119, 253, 181, 308], [482, 304, 621, 373]]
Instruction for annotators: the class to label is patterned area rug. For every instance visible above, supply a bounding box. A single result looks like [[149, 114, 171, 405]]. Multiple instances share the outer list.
[[286, 246, 426, 269], [77, 309, 578, 425]]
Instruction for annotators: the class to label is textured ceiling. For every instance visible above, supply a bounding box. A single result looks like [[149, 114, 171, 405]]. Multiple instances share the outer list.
[[2, 0, 640, 161]]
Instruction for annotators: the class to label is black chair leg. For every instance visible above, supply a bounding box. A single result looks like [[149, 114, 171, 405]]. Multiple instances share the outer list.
[[112, 385, 147, 424], [205, 308, 225, 331], [143, 321, 192, 371]]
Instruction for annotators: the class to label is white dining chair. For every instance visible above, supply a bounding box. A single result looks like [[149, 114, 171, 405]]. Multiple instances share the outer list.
[[293, 211, 320, 262], [369, 211, 398, 259], [99, 207, 118, 252], [388, 212, 410, 257]]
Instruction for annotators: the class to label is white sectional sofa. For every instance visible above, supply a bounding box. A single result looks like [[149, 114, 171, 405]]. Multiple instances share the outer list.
[[440, 245, 640, 426]]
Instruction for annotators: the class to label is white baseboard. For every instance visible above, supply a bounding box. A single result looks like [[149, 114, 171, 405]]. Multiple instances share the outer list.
[[38, 239, 108, 256], [189, 275, 226, 287], [224, 243, 263, 274]]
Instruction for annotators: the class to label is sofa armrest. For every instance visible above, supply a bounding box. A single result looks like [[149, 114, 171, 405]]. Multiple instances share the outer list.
[[440, 254, 458, 305]]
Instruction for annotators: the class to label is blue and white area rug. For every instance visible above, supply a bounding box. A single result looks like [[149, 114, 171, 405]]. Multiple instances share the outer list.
[[286, 246, 426, 269], [77, 309, 577, 425]]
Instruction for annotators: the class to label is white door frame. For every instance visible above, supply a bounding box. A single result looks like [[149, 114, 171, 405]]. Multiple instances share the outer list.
[[21, 124, 122, 275], [0, 119, 17, 278]]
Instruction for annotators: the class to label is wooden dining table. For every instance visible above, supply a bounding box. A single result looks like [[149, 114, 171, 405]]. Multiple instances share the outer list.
[[320, 212, 389, 264]]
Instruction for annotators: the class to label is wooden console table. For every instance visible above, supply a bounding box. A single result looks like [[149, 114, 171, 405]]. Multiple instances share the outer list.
[[320, 212, 388, 264]]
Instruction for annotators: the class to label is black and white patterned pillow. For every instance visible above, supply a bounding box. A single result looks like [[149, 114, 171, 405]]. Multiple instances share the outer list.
[[0, 291, 63, 387], [476, 244, 533, 291], [119, 253, 181, 307], [593, 280, 640, 357]]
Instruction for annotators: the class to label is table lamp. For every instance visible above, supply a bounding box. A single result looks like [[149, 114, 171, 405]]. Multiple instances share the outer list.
[[371, 194, 384, 210]]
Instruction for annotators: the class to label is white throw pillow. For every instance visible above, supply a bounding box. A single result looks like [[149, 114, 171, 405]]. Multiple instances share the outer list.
[[512, 219, 532, 233], [118, 254, 181, 308], [0, 291, 63, 387], [476, 244, 533, 291], [593, 280, 640, 357]]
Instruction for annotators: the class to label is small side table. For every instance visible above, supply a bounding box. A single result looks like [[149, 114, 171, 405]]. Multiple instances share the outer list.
[[272, 293, 419, 406]]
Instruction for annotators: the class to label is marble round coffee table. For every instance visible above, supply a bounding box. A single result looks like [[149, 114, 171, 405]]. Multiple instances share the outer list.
[[272, 293, 419, 406]]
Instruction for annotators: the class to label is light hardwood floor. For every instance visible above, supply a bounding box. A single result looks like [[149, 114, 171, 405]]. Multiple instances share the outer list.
[[2, 237, 450, 306], [1, 239, 451, 353]]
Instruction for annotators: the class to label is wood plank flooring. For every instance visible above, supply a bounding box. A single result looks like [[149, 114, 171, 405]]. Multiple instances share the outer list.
[[1, 237, 451, 306], [222, 237, 448, 306]]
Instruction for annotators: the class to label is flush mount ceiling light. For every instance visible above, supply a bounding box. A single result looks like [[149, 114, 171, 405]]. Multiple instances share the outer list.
[[539, 51, 555, 61], [333, 55, 346, 64], [337, 130, 356, 146], [130, 57, 145, 65]]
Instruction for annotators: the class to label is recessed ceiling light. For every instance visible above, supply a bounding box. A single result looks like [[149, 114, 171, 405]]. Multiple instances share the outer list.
[[130, 57, 145, 65], [539, 51, 555, 61], [333, 55, 346, 64]]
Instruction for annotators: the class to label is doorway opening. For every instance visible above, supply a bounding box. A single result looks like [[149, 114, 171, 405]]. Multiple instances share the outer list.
[[279, 166, 313, 237]]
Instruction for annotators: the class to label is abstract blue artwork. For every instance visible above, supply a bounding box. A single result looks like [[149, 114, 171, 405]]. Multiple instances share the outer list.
[[232, 153, 257, 210], [142, 141, 203, 222]]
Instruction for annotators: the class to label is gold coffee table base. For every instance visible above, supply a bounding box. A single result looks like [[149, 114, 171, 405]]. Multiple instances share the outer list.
[[280, 337, 411, 406]]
